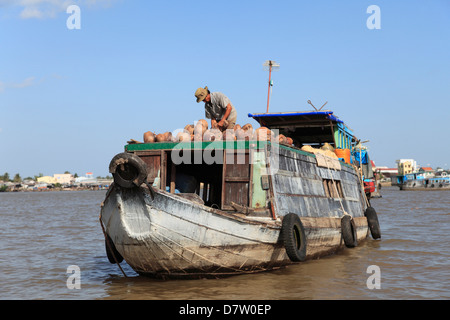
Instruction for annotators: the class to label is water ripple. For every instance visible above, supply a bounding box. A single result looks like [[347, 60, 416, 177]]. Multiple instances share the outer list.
[[0, 187, 449, 299]]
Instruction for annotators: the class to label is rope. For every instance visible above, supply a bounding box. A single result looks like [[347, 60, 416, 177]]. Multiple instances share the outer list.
[[99, 214, 128, 278]]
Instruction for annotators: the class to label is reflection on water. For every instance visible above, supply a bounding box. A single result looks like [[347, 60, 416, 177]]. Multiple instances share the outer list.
[[0, 187, 449, 299]]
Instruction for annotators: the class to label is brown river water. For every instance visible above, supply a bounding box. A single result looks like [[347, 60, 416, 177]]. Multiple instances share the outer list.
[[0, 187, 449, 300]]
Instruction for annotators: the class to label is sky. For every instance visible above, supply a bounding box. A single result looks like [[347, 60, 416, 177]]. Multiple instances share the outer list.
[[1, 0, 449, 178]]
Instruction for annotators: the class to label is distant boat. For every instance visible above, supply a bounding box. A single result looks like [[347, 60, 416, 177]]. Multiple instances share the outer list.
[[100, 110, 381, 279], [397, 172, 450, 190]]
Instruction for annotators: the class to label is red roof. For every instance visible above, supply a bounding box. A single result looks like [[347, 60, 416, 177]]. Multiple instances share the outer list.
[[420, 167, 433, 171]]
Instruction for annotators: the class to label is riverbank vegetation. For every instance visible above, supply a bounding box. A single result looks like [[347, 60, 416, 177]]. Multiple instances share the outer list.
[[0, 171, 112, 192]]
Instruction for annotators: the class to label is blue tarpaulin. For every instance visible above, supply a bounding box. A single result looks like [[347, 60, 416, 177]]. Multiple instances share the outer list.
[[353, 149, 368, 164]]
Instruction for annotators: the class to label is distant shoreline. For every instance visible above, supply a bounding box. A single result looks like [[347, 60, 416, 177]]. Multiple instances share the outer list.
[[0, 185, 110, 193]]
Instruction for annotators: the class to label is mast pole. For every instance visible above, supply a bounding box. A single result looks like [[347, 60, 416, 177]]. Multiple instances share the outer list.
[[266, 61, 272, 113]]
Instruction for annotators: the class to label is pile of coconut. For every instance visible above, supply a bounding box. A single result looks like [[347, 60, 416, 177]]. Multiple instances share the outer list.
[[135, 119, 294, 146]]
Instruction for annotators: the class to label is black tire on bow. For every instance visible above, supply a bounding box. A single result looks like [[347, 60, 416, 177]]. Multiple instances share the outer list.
[[364, 207, 381, 239], [341, 215, 358, 248], [281, 213, 307, 262], [109, 152, 148, 188], [105, 234, 123, 264]]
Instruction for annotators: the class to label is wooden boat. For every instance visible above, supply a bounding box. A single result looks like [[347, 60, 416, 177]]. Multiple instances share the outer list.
[[100, 110, 381, 279]]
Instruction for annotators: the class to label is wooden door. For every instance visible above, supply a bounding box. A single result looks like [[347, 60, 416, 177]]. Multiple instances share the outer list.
[[221, 149, 252, 210]]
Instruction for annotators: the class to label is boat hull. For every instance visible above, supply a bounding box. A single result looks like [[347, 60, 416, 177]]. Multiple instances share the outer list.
[[100, 184, 369, 278]]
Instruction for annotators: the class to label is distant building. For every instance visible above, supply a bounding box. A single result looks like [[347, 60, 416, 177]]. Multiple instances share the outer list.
[[396, 159, 417, 175], [54, 174, 74, 185], [37, 176, 57, 184], [375, 166, 398, 179], [22, 179, 35, 186]]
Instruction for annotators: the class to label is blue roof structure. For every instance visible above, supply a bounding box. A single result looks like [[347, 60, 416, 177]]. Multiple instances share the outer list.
[[247, 110, 357, 148], [248, 110, 343, 124]]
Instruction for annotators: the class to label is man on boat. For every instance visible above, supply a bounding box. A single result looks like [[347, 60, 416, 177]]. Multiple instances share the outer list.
[[195, 86, 237, 131]]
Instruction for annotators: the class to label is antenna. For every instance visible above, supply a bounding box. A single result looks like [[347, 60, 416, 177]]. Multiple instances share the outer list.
[[319, 101, 328, 111], [307, 100, 317, 111], [263, 60, 280, 113], [308, 100, 328, 111]]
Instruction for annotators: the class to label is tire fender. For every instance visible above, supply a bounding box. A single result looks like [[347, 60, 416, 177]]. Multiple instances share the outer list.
[[341, 215, 357, 248], [281, 213, 307, 262], [109, 152, 148, 188], [364, 207, 381, 239]]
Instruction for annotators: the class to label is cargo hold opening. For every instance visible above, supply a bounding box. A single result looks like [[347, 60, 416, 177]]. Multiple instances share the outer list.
[[167, 150, 223, 208], [134, 148, 256, 211]]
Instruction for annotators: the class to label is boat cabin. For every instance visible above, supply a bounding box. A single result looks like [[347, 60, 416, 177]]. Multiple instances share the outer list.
[[249, 110, 358, 150], [124, 110, 360, 215]]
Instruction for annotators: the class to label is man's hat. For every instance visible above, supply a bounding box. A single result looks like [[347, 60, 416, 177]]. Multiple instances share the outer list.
[[195, 86, 208, 103]]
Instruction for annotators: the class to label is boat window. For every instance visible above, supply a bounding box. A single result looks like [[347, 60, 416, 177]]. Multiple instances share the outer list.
[[322, 179, 344, 198]]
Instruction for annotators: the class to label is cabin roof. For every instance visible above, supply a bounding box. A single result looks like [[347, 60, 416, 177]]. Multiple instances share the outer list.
[[248, 110, 356, 147], [248, 110, 343, 127]]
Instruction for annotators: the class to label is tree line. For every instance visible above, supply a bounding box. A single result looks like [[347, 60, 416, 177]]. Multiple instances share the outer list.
[[0, 172, 112, 183], [0, 171, 79, 183], [0, 172, 23, 183]]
